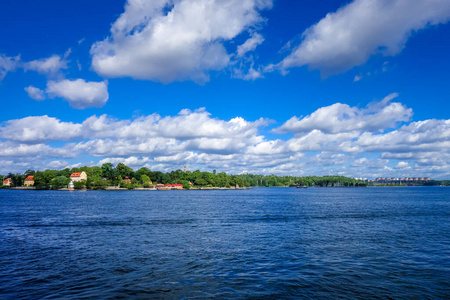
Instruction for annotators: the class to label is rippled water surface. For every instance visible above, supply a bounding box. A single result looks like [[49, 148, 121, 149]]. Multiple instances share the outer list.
[[1, 187, 449, 299]]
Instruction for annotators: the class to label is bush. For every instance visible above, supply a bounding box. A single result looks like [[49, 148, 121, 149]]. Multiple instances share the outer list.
[[182, 180, 190, 190], [73, 181, 86, 190], [124, 183, 134, 190], [92, 179, 108, 190]]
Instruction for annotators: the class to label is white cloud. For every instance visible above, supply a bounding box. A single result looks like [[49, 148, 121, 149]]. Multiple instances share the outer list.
[[274, 93, 411, 134], [0, 54, 20, 80], [74, 137, 182, 157], [0, 141, 72, 158], [351, 157, 388, 169], [0, 109, 268, 153], [0, 101, 448, 179], [97, 156, 151, 168], [353, 119, 450, 153], [91, 0, 272, 83], [233, 65, 263, 81], [0, 159, 31, 174], [279, 0, 450, 76], [46, 79, 109, 109], [24, 86, 46, 101], [24, 53, 69, 77], [47, 160, 71, 169], [0, 115, 81, 142], [237, 32, 265, 57], [395, 161, 411, 169]]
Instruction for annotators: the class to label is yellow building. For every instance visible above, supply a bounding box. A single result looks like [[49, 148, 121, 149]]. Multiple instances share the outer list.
[[24, 175, 35, 187], [3, 178, 12, 186], [70, 171, 87, 182]]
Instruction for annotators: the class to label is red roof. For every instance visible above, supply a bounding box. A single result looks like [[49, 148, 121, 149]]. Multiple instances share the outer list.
[[70, 172, 82, 177], [25, 175, 34, 181], [156, 184, 183, 187], [3, 178, 12, 183]]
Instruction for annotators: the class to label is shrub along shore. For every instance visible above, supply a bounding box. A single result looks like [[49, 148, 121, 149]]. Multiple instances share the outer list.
[[0, 162, 375, 190]]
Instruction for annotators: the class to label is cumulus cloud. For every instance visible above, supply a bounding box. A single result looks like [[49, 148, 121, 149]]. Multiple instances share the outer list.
[[91, 0, 272, 83], [0, 115, 81, 143], [353, 119, 450, 153], [274, 93, 411, 134], [0, 54, 20, 80], [47, 160, 71, 169], [24, 51, 70, 77], [46, 79, 109, 109], [279, 0, 450, 76], [395, 161, 411, 169], [24, 86, 46, 101], [97, 156, 151, 168], [0, 101, 448, 178], [0, 159, 32, 174], [0, 141, 72, 158], [0, 109, 271, 145]]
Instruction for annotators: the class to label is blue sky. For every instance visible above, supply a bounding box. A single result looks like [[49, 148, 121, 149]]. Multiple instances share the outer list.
[[1, 0, 449, 179]]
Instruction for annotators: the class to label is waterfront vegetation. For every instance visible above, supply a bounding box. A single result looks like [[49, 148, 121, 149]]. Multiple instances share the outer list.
[[1, 163, 448, 190], [0, 162, 369, 190]]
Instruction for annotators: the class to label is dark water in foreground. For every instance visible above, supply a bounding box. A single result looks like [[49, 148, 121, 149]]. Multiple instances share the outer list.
[[0, 187, 449, 299]]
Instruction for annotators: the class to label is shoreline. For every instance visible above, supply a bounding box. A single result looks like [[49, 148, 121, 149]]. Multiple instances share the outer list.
[[2, 186, 447, 191], [3, 186, 252, 191]]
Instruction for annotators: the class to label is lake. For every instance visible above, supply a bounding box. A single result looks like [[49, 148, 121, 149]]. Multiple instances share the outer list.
[[0, 187, 449, 299]]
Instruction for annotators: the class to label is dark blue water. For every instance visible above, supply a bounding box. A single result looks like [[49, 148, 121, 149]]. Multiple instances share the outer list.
[[0, 187, 449, 299]]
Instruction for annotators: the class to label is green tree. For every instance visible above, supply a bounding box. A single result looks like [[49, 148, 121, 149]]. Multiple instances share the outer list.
[[52, 176, 70, 190], [216, 172, 229, 187], [24, 170, 35, 176], [182, 180, 190, 189], [115, 163, 134, 178], [101, 163, 115, 180], [194, 178, 207, 186], [135, 167, 152, 181], [140, 175, 151, 184], [59, 168, 72, 178]]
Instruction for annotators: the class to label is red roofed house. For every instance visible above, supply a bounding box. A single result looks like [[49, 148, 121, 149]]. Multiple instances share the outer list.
[[70, 171, 87, 182], [24, 175, 34, 187], [157, 184, 183, 190], [122, 176, 132, 184], [167, 184, 183, 190], [3, 178, 12, 187]]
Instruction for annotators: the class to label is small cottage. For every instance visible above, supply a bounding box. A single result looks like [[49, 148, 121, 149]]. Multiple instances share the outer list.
[[3, 178, 12, 186], [70, 171, 87, 182], [24, 175, 34, 187]]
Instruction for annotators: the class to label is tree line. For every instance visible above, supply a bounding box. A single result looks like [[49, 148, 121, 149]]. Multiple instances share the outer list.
[[3, 162, 446, 190]]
